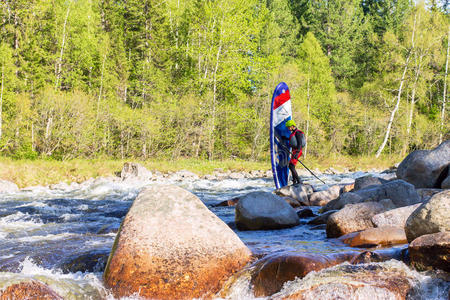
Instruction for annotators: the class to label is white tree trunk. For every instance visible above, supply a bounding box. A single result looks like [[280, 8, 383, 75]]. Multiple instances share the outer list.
[[209, 40, 222, 160], [55, 5, 70, 90], [376, 13, 417, 158], [96, 53, 107, 122], [305, 75, 311, 158], [440, 27, 449, 144]]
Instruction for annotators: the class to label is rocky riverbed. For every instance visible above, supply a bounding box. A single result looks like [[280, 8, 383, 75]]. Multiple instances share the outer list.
[[0, 142, 449, 299]]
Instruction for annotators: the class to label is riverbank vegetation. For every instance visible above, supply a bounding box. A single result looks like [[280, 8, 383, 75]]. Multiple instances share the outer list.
[[0, 155, 402, 187], [0, 0, 448, 162]]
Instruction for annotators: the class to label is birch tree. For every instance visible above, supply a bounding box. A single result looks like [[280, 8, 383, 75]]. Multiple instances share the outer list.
[[440, 26, 449, 144], [376, 13, 417, 158]]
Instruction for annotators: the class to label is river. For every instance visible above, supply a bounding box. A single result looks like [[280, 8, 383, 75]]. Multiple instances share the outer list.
[[0, 172, 448, 299]]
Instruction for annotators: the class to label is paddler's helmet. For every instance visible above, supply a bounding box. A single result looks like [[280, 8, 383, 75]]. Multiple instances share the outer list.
[[285, 120, 296, 128]]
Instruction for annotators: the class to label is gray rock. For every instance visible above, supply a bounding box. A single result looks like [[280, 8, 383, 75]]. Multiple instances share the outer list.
[[405, 190, 450, 242], [354, 175, 388, 191], [176, 170, 199, 180], [120, 162, 152, 181], [409, 232, 450, 272], [326, 201, 392, 238], [323, 180, 420, 211], [416, 188, 443, 202], [236, 191, 300, 230], [396, 140, 450, 188], [372, 203, 421, 228], [441, 175, 450, 189], [274, 184, 312, 204], [307, 210, 338, 225], [229, 172, 245, 179], [0, 180, 19, 193], [309, 185, 341, 206]]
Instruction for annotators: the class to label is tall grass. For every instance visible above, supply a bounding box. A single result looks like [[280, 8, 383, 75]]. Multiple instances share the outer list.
[[0, 155, 401, 188]]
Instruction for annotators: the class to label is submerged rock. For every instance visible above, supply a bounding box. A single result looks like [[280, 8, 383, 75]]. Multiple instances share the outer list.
[[271, 262, 427, 300], [0, 281, 63, 300], [396, 140, 450, 188], [103, 185, 251, 299], [326, 201, 392, 238], [341, 226, 407, 248], [405, 190, 450, 242], [235, 191, 299, 230], [307, 210, 338, 225], [409, 232, 450, 273], [251, 251, 357, 297], [59, 250, 109, 273], [297, 208, 316, 219]]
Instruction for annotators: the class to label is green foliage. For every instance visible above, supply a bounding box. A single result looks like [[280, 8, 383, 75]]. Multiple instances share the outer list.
[[0, 0, 448, 161]]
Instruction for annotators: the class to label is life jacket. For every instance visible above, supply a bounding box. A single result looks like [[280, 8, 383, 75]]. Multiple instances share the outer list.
[[289, 129, 305, 150]]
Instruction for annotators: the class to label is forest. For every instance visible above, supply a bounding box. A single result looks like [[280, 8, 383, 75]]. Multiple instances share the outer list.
[[0, 0, 448, 161]]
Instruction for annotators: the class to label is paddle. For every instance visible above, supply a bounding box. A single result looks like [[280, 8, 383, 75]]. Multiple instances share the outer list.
[[275, 137, 326, 184]]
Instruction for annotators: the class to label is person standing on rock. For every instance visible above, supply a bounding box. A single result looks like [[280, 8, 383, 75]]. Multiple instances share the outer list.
[[285, 120, 306, 185]]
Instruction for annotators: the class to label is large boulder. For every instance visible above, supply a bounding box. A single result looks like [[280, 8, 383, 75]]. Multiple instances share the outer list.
[[103, 185, 251, 299], [371, 203, 421, 228], [396, 140, 450, 188], [251, 252, 357, 297], [409, 232, 450, 272], [354, 175, 388, 191], [405, 190, 450, 242], [309, 185, 341, 206], [0, 281, 63, 300], [341, 226, 407, 248], [323, 180, 420, 211], [120, 162, 152, 181], [326, 201, 393, 238], [271, 262, 422, 300], [0, 179, 19, 193], [235, 192, 299, 230]]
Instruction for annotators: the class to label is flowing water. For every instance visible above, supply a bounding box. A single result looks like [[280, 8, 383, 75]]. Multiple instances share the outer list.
[[0, 172, 448, 299]]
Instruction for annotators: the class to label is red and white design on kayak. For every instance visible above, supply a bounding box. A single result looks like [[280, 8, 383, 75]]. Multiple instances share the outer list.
[[272, 89, 292, 127]]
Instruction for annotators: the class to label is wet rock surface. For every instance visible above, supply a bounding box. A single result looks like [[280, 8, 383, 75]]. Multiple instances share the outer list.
[[235, 191, 299, 230], [405, 190, 450, 242], [326, 201, 393, 238], [0, 281, 63, 300], [271, 262, 442, 300], [396, 140, 450, 188], [409, 232, 450, 272], [341, 226, 407, 248], [103, 185, 251, 299], [250, 251, 357, 297]]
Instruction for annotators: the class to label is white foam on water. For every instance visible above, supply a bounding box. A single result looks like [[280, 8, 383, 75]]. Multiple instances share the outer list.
[[0, 212, 45, 236], [15, 232, 78, 243], [0, 257, 111, 299]]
